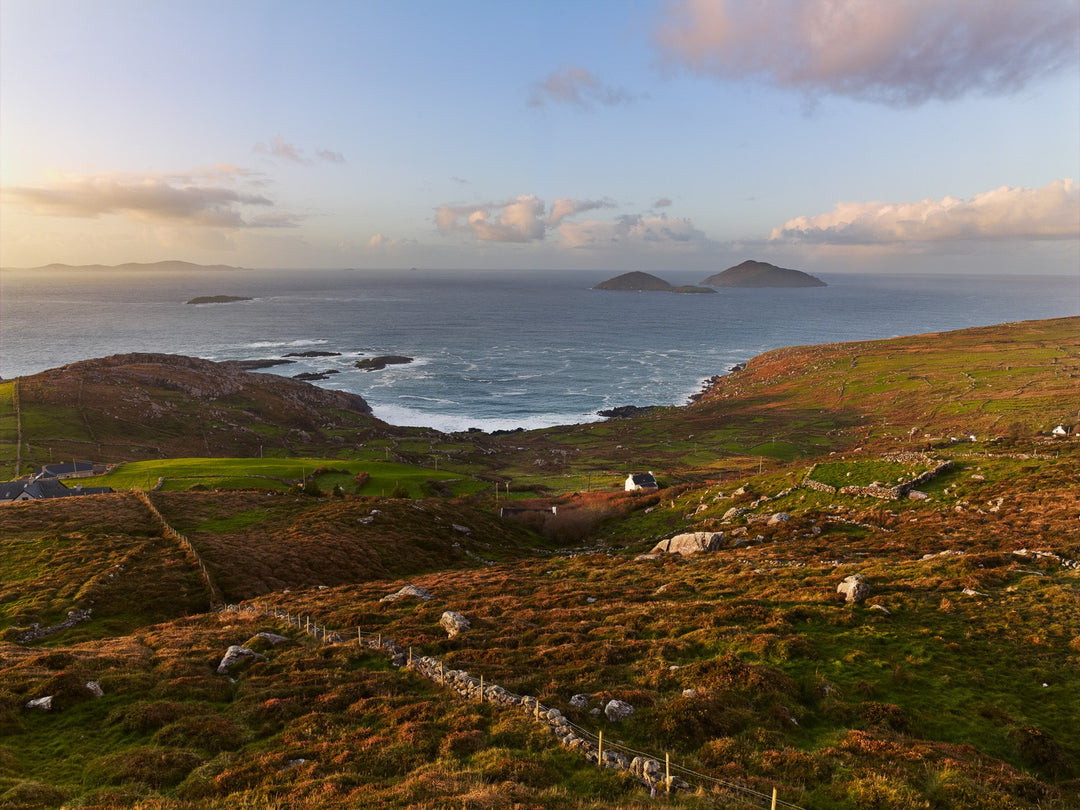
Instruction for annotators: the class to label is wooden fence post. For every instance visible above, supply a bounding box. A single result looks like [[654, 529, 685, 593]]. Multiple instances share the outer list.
[[771, 787, 777, 810], [666, 752, 671, 793], [597, 730, 603, 768], [479, 674, 484, 703]]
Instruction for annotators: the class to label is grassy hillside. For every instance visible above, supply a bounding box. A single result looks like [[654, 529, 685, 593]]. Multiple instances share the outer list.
[[1, 318, 1078, 808]]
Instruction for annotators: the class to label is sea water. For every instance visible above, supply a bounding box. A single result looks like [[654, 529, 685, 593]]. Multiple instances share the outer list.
[[1, 268, 1076, 432]]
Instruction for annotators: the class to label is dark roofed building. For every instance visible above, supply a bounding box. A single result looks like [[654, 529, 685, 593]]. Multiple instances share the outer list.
[[35, 461, 96, 479], [0, 479, 113, 503]]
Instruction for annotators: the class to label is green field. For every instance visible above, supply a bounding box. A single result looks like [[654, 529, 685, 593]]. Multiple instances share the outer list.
[[85, 457, 484, 498]]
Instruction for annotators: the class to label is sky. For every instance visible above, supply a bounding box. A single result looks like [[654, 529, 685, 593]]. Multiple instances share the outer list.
[[2, 0, 1079, 275]]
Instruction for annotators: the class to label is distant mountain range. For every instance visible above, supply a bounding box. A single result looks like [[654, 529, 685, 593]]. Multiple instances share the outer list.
[[15, 260, 247, 272]]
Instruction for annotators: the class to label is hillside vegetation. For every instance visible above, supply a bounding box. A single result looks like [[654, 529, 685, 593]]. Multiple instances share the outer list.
[[1, 317, 1078, 808]]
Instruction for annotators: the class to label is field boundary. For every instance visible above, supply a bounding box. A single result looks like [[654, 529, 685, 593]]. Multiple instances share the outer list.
[[226, 603, 804, 809], [134, 490, 224, 609]]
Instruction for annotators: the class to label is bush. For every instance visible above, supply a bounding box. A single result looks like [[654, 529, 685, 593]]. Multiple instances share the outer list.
[[153, 715, 247, 753], [0, 780, 67, 808], [83, 746, 203, 789]]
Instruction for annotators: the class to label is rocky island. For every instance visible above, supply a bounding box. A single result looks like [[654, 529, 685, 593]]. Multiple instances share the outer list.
[[701, 260, 826, 288], [186, 295, 253, 305], [356, 355, 414, 371], [593, 271, 715, 293]]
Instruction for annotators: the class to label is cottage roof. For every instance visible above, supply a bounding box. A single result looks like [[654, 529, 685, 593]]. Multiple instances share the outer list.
[[35, 461, 94, 478]]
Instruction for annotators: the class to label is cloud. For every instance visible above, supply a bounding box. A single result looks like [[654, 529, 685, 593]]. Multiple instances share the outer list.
[[654, 0, 1080, 105], [4, 170, 297, 228], [529, 65, 638, 109], [436, 195, 548, 242], [436, 194, 713, 254], [315, 148, 346, 164], [366, 233, 416, 250], [558, 213, 710, 250], [548, 198, 615, 226], [770, 179, 1080, 245], [253, 136, 346, 165], [652, 197, 673, 208]]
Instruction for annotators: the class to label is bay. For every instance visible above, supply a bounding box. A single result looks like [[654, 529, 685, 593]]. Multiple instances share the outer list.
[[1, 268, 1076, 432]]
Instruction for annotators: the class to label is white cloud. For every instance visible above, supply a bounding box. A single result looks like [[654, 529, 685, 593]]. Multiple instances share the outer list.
[[558, 213, 709, 250], [366, 233, 416, 250], [436, 194, 713, 255], [770, 179, 1080, 245], [254, 136, 346, 165], [3, 170, 299, 228], [436, 195, 547, 242], [652, 197, 673, 208], [548, 198, 614, 226], [529, 65, 638, 109], [654, 0, 1080, 105]]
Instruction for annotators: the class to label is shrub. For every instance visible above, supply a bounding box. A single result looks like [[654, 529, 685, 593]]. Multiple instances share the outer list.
[[152, 715, 247, 753], [83, 746, 203, 789], [1007, 726, 1075, 780], [0, 780, 67, 808], [439, 729, 485, 759]]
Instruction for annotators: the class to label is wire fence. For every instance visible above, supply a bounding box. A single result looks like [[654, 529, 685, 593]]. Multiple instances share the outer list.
[[223, 602, 805, 809], [134, 490, 224, 610]]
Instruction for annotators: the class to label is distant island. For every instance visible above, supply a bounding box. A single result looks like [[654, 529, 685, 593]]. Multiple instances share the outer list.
[[26, 260, 247, 273], [701, 260, 826, 288], [593, 271, 716, 294], [186, 295, 253, 305]]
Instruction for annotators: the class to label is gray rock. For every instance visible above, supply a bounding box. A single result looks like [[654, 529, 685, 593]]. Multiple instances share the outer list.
[[570, 693, 591, 709], [837, 574, 871, 604], [381, 585, 435, 603], [85, 681, 104, 698], [721, 506, 750, 523], [604, 699, 635, 722], [767, 512, 790, 525], [440, 610, 470, 638], [216, 645, 267, 675], [651, 531, 724, 555], [25, 695, 53, 710]]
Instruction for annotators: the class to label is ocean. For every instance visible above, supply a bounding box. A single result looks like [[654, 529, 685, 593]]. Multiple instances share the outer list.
[[1, 268, 1076, 432]]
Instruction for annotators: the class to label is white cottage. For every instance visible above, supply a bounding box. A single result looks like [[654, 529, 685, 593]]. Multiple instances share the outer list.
[[625, 472, 658, 492]]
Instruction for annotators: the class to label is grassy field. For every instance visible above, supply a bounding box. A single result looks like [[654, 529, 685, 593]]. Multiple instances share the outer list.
[[85, 456, 485, 498], [1, 318, 1078, 808]]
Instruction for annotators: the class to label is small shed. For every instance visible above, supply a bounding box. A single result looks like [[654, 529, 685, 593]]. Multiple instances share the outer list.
[[625, 472, 658, 492]]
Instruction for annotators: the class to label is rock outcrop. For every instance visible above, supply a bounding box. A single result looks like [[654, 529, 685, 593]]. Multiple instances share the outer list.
[[651, 532, 724, 554], [604, 699, 635, 722], [216, 645, 267, 675], [837, 574, 871, 604], [381, 585, 435, 603], [440, 611, 470, 639]]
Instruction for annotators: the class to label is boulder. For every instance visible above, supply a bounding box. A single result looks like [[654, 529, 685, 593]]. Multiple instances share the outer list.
[[440, 611, 470, 639], [722, 506, 750, 523], [570, 693, 591, 709], [381, 585, 435, 603], [604, 699, 635, 722], [651, 532, 724, 555], [837, 574, 871, 604], [767, 512, 790, 525], [25, 696, 53, 711], [85, 681, 104, 698], [216, 645, 267, 675]]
